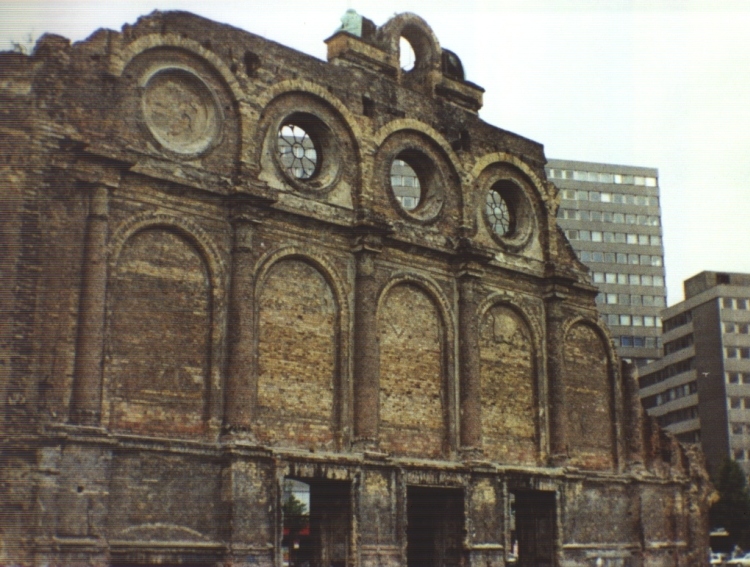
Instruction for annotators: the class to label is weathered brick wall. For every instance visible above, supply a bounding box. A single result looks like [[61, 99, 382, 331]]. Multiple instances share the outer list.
[[379, 283, 445, 458], [479, 304, 537, 464], [563, 322, 615, 470], [256, 259, 337, 449], [0, 9, 713, 566], [106, 228, 211, 435]]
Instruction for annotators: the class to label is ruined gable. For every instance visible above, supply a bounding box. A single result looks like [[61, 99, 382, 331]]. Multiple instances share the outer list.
[[0, 9, 712, 567]]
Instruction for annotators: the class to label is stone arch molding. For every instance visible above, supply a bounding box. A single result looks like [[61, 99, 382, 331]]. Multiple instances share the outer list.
[[103, 212, 227, 435], [255, 86, 361, 198], [377, 13, 442, 73], [253, 246, 351, 325], [373, 119, 463, 174], [257, 79, 366, 155], [471, 152, 549, 204], [373, 121, 465, 222], [112, 34, 246, 163], [561, 315, 618, 366], [377, 271, 456, 344], [109, 33, 245, 103], [108, 212, 225, 295], [477, 292, 543, 357]]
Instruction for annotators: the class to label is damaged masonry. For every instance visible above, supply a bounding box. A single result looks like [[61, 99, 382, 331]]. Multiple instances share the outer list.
[[0, 9, 713, 567]]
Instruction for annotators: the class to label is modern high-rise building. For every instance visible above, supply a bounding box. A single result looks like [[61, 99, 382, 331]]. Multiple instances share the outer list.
[[546, 159, 667, 367], [638, 272, 750, 476]]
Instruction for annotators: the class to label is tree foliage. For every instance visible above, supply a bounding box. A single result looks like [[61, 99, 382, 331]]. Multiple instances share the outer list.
[[283, 493, 309, 536], [711, 458, 750, 548]]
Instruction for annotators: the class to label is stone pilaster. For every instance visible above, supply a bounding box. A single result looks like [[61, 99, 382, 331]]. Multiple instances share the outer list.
[[352, 236, 383, 450], [70, 186, 109, 426], [545, 290, 568, 464], [457, 266, 483, 456], [223, 206, 258, 435]]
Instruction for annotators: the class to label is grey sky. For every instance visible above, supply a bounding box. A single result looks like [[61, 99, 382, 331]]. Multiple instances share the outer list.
[[3, 0, 749, 305]]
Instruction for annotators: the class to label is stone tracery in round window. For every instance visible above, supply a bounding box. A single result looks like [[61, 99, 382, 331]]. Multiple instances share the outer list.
[[485, 188, 515, 237], [277, 123, 319, 179]]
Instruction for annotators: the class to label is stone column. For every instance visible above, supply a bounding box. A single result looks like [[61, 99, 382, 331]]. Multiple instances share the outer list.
[[457, 267, 483, 455], [223, 208, 257, 435], [70, 186, 109, 426], [352, 239, 381, 449], [545, 292, 568, 463]]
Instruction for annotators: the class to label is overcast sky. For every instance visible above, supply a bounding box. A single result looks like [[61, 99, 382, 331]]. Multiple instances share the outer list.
[[2, 0, 749, 305]]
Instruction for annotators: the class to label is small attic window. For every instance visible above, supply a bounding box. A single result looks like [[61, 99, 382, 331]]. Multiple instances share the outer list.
[[399, 37, 416, 71]]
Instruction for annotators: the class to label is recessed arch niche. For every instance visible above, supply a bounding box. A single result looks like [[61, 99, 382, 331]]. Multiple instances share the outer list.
[[563, 321, 615, 470], [255, 257, 339, 450], [378, 282, 446, 458], [479, 303, 537, 464], [105, 227, 212, 436]]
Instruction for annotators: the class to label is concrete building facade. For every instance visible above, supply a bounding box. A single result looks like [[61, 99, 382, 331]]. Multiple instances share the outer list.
[[639, 271, 750, 476], [0, 10, 711, 567], [546, 159, 667, 368]]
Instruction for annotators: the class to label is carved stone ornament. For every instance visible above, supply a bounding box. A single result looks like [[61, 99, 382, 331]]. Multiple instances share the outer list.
[[142, 67, 222, 156]]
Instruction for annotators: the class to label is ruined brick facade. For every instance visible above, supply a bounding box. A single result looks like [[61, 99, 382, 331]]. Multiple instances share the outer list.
[[0, 10, 712, 567]]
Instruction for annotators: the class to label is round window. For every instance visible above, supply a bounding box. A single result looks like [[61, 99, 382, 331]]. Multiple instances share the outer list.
[[485, 188, 515, 237], [390, 157, 421, 211], [277, 122, 319, 179], [482, 178, 535, 251]]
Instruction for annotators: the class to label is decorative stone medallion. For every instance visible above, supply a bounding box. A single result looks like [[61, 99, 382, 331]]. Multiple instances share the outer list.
[[142, 68, 221, 156]]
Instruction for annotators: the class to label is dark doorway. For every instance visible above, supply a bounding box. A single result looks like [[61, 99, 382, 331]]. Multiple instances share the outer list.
[[406, 486, 464, 567], [283, 478, 350, 567], [512, 490, 556, 567]]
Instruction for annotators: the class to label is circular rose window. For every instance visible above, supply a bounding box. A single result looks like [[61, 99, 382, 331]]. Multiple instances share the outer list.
[[485, 188, 515, 237], [277, 123, 319, 179], [483, 178, 535, 251]]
